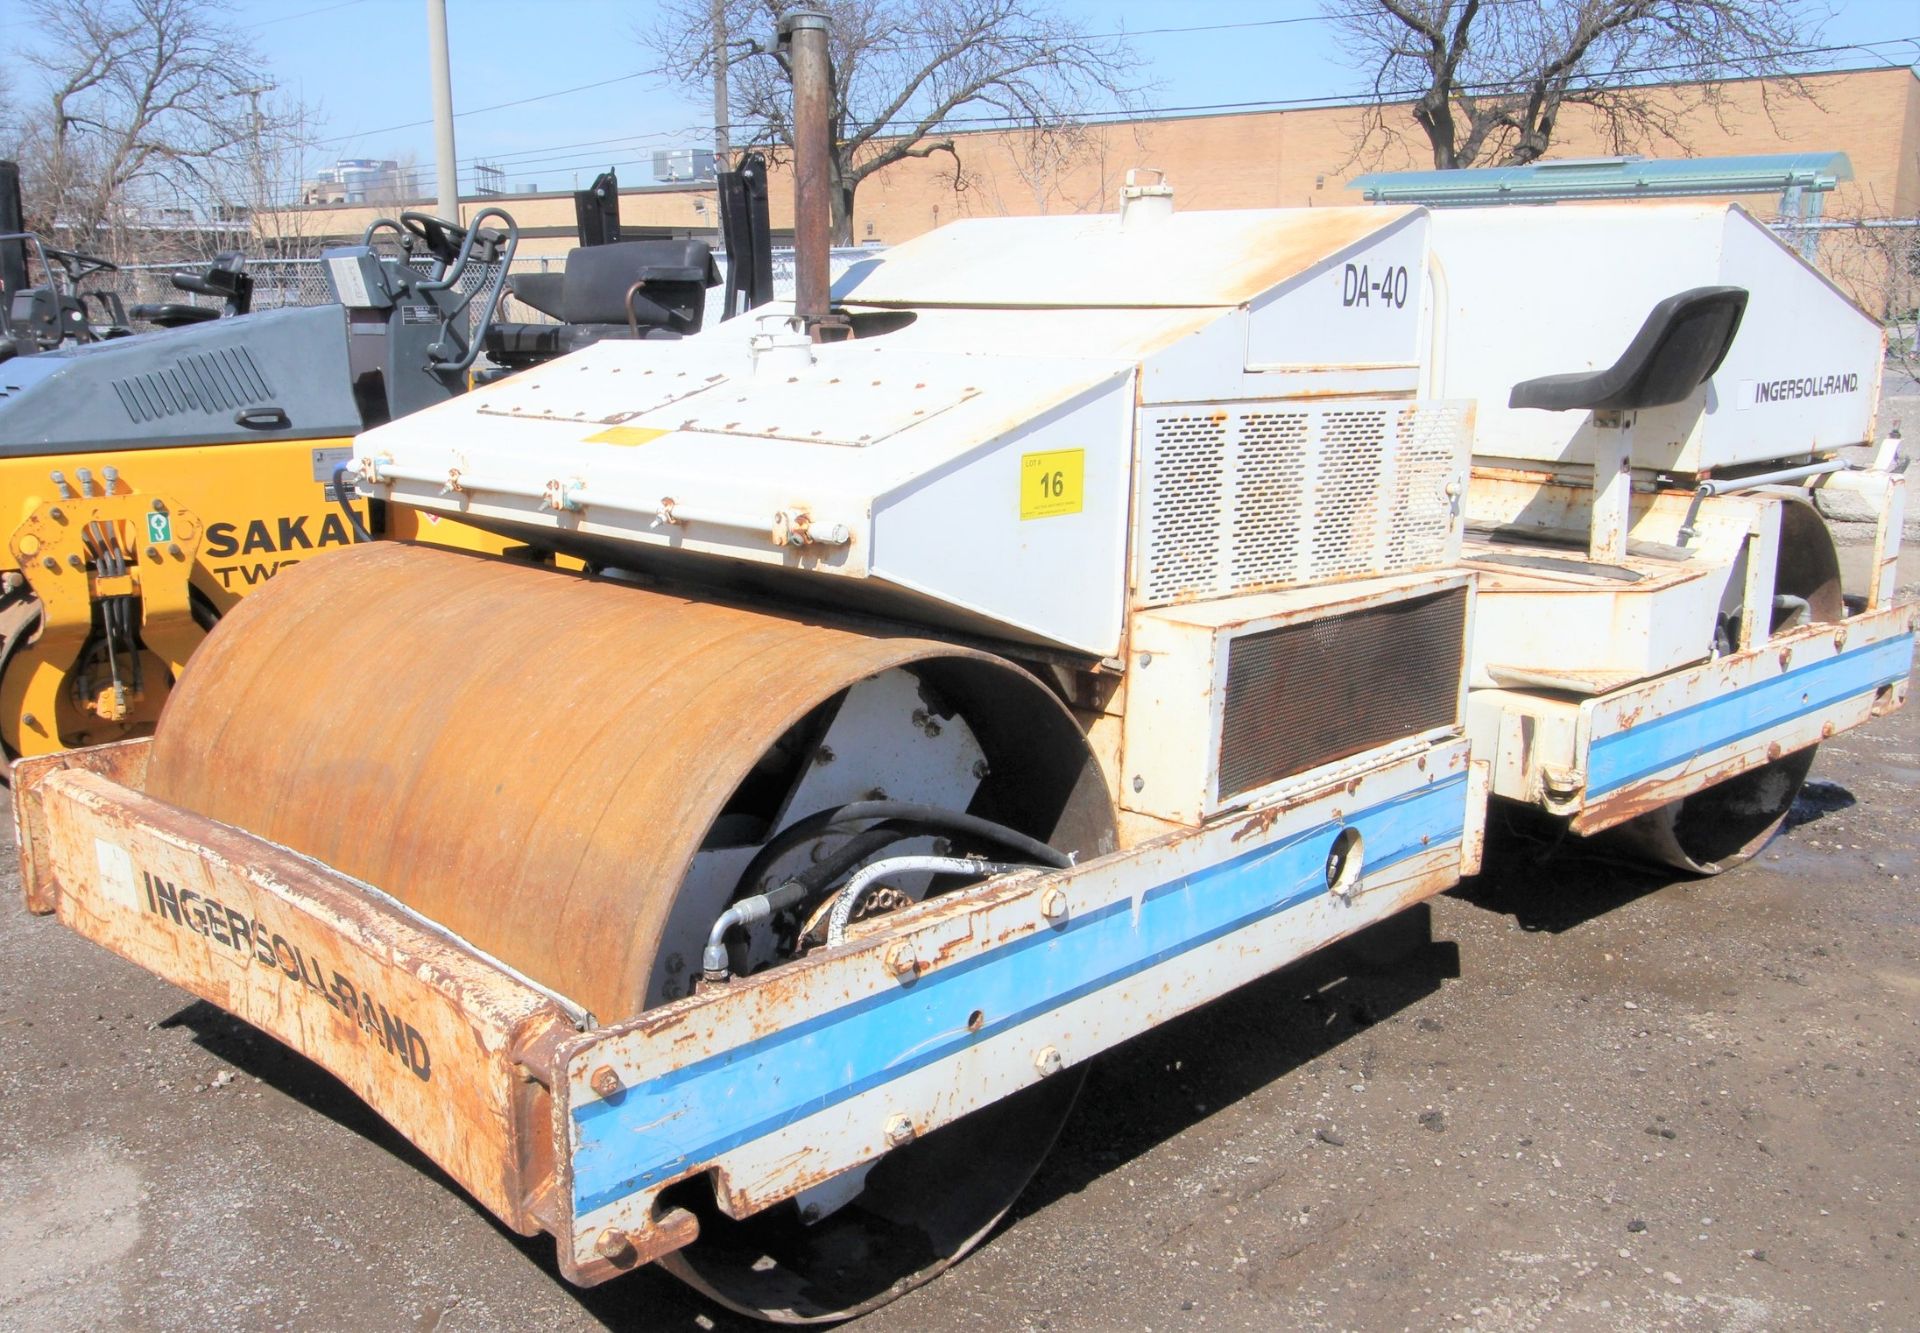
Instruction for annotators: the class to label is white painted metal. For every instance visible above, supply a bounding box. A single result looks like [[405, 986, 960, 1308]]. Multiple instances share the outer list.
[[1588, 415, 1633, 562], [357, 335, 1139, 655], [1463, 488, 1771, 692], [355, 203, 1450, 657], [1245, 211, 1426, 371], [832, 206, 1420, 309], [1429, 203, 1882, 472]]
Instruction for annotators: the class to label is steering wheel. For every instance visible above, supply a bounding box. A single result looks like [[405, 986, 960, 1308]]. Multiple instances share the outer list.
[[399, 211, 467, 266], [43, 245, 118, 284]]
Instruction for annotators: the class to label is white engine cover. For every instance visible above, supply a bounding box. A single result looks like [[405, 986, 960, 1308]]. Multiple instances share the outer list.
[[355, 206, 1450, 659]]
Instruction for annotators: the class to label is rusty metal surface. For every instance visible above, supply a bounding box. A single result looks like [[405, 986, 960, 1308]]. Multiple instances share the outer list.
[[784, 11, 832, 330], [143, 542, 1037, 1025], [27, 763, 575, 1233], [13, 737, 152, 913]]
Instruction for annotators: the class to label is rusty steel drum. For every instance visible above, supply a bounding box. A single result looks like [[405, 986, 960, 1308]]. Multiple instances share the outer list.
[[147, 540, 1113, 1021], [145, 540, 1116, 1321]]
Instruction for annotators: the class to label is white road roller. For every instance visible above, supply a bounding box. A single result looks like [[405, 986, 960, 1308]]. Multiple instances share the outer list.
[[11, 18, 1913, 1323]]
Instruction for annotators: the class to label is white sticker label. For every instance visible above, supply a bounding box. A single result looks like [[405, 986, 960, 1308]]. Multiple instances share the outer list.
[[327, 254, 373, 308], [94, 839, 139, 911]]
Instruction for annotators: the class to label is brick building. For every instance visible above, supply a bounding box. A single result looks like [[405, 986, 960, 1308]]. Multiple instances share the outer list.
[[819, 64, 1920, 242], [269, 65, 1920, 258]]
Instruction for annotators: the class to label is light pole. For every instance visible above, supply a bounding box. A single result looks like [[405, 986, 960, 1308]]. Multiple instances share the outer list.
[[426, 0, 460, 223]]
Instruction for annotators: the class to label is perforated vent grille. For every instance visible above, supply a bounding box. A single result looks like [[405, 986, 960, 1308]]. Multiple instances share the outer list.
[[112, 347, 272, 424], [1388, 404, 1467, 570], [1138, 401, 1468, 606], [1315, 409, 1389, 581], [1229, 412, 1308, 590], [1143, 414, 1226, 598], [1215, 586, 1467, 801]]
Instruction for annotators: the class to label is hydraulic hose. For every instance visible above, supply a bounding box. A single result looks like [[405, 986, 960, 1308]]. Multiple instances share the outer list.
[[732, 799, 1070, 903], [702, 877, 812, 983], [824, 855, 1027, 948], [704, 845, 1042, 981], [706, 801, 1071, 982], [332, 467, 373, 544], [775, 818, 1040, 903]]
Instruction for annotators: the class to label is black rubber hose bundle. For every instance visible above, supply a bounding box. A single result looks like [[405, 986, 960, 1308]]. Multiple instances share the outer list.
[[730, 800, 1070, 906]]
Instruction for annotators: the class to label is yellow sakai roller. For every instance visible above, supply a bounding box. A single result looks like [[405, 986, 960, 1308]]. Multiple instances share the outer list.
[[0, 208, 526, 763]]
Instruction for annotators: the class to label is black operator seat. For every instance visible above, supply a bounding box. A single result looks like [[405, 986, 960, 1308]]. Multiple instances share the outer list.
[[133, 301, 218, 329], [485, 239, 719, 369], [131, 251, 253, 328], [1509, 285, 1748, 413]]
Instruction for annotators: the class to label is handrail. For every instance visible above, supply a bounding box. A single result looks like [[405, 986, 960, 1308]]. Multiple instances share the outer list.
[[416, 206, 519, 376]]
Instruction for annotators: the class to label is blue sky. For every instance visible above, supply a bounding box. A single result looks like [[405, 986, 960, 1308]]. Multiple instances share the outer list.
[[5, 0, 1918, 200]]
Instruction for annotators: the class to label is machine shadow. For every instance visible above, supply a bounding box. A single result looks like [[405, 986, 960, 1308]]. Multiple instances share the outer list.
[[1452, 778, 1859, 936], [162, 999, 451, 1179], [1013, 905, 1460, 1220], [1784, 777, 1857, 829], [1448, 815, 1678, 935]]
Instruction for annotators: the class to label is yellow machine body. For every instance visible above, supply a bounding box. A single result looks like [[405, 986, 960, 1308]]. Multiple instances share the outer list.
[[0, 436, 521, 759]]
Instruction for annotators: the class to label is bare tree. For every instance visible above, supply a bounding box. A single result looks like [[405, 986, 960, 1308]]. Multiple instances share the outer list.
[[644, 0, 1145, 244], [1332, 0, 1817, 171], [11, 0, 316, 263], [227, 97, 335, 266], [1817, 193, 1920, 384], [0, 67, 19, 158]]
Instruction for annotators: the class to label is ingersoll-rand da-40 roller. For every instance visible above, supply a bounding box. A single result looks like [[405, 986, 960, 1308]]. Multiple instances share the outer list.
[[12, 14, 1913, 1323]]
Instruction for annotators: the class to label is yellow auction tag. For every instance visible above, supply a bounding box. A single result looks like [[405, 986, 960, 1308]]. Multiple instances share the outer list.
[[585, 425, 669, 447], [1020, 449, 1084, 520]]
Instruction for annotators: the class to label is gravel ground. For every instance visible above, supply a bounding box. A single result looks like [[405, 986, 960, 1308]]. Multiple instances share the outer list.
[[2, 550, 1916, 1330]]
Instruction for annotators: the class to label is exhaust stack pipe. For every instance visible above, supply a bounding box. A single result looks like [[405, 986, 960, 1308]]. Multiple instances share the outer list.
[[780, 10, 833, 335]]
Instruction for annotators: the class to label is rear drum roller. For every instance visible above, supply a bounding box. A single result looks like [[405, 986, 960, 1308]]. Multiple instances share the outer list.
[[1607, 499, 1843, 874], [145, 542, 1117, 1321]]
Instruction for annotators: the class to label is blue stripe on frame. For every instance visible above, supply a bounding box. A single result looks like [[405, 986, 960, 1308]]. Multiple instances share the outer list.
[[1587, 634, 1912, 797], [570, 772, 1469, 1217]]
